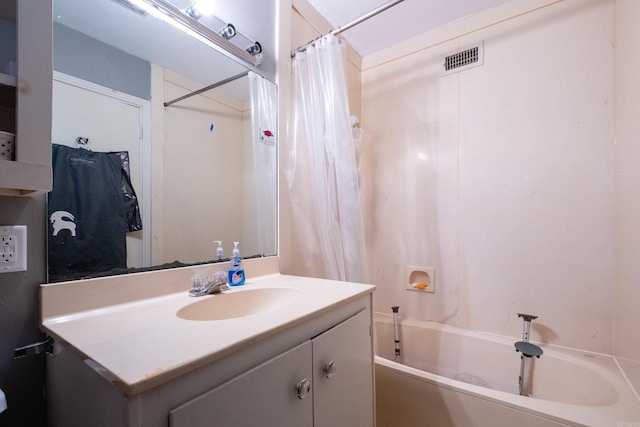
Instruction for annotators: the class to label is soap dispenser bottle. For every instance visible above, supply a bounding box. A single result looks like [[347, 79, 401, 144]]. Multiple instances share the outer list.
[[228, 241, 245, 286], [214, 240, 224, 260]]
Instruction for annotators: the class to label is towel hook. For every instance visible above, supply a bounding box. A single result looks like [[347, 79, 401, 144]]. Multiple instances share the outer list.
[[75, 136, 90, 149]]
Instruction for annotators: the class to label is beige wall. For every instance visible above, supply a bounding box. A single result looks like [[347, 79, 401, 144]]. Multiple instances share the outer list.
[[361, 0, 615, 354], [157, 70, 246, 264], [614, 0, 640, 393]]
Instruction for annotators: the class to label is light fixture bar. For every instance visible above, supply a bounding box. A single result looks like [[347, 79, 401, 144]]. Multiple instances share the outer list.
[[111, 0, 149, 16], [138, 0, 262, 67]]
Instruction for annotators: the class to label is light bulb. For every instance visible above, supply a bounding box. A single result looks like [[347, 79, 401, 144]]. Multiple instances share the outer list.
[[189, 0, 216, 18]]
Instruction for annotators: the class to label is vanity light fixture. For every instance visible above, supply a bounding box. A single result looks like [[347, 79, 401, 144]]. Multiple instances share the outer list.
[[218, 23, 236, 40], [183, 0, 215, 20], [111, 0, 149, 17], [246, 41, 262, 55], [184, 4, 202, 20], [113, 0, 262, 67], [184, 2, 238, 43]]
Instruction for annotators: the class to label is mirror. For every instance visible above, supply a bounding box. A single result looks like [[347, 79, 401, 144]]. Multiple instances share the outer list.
[[48, 0, 277, 282]]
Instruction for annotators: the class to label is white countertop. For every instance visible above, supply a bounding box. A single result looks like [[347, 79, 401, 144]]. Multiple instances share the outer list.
[[41, 264, 374, 395]]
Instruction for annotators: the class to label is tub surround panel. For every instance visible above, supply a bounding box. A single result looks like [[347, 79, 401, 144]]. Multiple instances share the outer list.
[[457, 0, 614, 352], [614, 0, 640, 377], [361, 0, 615, 354], [617, 358, 640, 402], [360, 39, 460, 326]]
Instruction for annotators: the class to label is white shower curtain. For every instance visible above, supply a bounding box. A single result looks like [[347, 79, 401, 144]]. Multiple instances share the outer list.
[[288, 35, 369, 284], [248, 71, 277, 256]]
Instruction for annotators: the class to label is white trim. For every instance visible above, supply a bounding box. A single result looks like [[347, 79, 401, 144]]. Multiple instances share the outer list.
[[52, 71, 152, 267]]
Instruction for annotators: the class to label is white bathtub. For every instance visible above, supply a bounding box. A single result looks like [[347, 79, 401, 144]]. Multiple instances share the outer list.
[[375, 313, 640, 427]]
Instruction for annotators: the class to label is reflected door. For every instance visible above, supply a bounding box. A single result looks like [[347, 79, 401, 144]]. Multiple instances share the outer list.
[[51, 76, 147, 269]]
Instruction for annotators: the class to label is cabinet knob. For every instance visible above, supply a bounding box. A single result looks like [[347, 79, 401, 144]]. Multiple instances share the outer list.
[[296, 378, 311, 399], [323, 361, 336, 379]]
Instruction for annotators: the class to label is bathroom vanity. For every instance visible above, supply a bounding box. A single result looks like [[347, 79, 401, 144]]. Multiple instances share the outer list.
[[40, 259, 375, 427]]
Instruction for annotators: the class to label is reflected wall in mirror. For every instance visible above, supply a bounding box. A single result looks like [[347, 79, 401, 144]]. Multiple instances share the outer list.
[[48, 0, 277, 282]]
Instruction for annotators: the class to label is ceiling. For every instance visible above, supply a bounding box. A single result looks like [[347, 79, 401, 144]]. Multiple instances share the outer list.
[[305, 0, 513, 56]]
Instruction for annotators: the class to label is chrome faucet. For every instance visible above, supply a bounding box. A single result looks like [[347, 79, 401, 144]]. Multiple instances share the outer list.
[[189, 271, 229, 297]]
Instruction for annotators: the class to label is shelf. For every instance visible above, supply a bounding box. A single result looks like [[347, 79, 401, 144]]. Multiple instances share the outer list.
[[0, 72, 16, 119], [0, 158, 51, 196], [0, 0, 53, 197], [0, 72, 17, 88]]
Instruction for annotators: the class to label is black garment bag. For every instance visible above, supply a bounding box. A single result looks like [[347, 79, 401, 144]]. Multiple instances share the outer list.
[[111, 150, 143, 232], [48, 144, 130, 280]]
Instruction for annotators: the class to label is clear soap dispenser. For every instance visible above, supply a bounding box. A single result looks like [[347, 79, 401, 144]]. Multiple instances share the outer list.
[[214, 240, 224, 260], [228, 241, 245, 286]]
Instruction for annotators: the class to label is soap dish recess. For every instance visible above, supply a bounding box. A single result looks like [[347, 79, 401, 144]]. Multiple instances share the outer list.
[[406, 266, 435, 293]]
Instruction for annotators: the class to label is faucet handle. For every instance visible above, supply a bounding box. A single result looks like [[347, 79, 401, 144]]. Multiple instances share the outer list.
[[191, 274, 210, 293], [517, 313, 538, 322], [189, 272, 228, 297]]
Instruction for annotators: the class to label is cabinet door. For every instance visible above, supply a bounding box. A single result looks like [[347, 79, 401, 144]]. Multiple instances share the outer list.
[[0, 0, 52, 195], [169, 341, 314, 427], [313, 308, 374, 427]]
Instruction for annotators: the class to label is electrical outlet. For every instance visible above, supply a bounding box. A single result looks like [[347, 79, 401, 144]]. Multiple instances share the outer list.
[[0, 225, 27, 273], [1, 236, 16, 264]]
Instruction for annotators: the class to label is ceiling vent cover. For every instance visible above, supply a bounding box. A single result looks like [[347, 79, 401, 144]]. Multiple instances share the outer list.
[[441, 41, 484, 76]]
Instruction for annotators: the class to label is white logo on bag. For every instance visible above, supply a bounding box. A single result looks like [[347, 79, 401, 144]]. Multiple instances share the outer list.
[[50, 211, 77, 237]]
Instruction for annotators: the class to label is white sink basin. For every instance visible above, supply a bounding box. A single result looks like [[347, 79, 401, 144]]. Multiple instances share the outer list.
[[176, 287, 304, 321]]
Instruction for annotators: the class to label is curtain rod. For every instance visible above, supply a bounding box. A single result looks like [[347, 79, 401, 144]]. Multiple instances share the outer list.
[[164, 71, 249, 107], [290, 0, 405, 58]]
